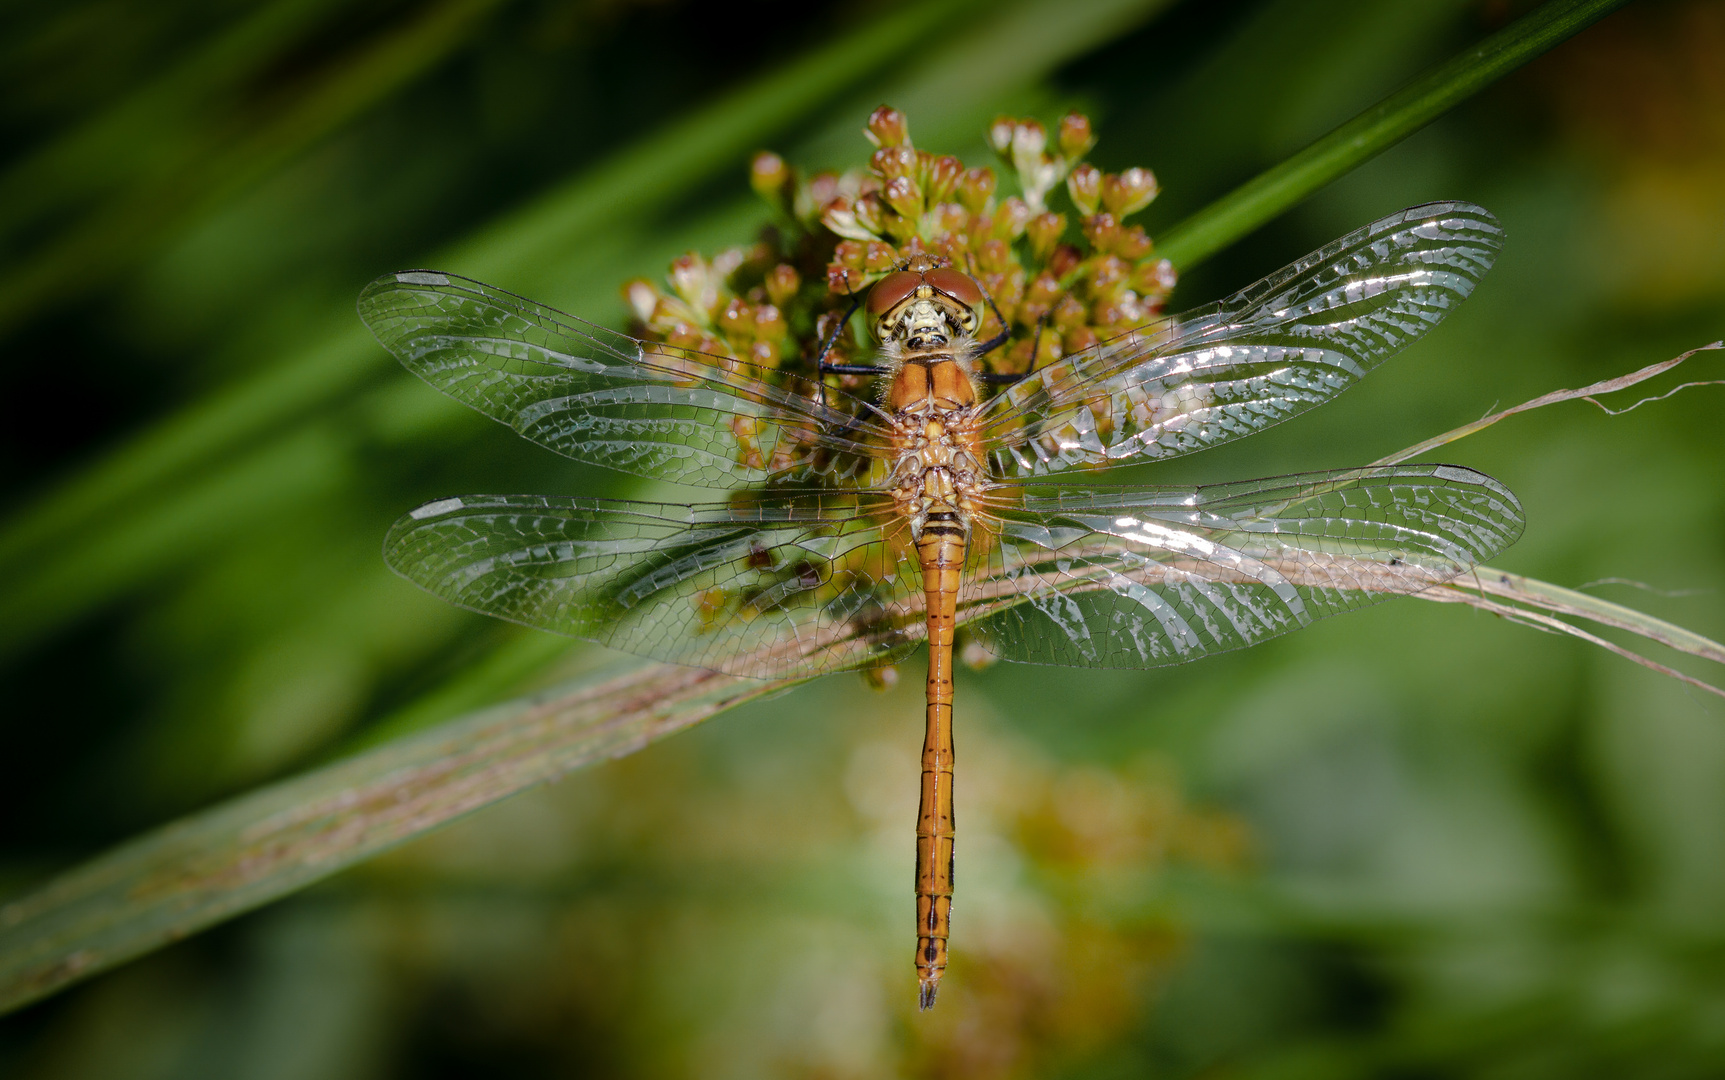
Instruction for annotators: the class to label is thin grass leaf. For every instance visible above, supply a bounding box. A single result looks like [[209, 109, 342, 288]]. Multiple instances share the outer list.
[[1384, 341, 1725, 698], [1155, 0, 1635, 269], [1423, 576, 1725, 701], [1373, 340, 1725, 468]]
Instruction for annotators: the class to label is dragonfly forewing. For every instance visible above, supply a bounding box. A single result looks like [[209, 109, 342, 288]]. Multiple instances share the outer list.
[[960, 465, 1524, 668], [982, 202, 1505, 477], [384, 493, 927, 679], [359, 272, 893, 488]]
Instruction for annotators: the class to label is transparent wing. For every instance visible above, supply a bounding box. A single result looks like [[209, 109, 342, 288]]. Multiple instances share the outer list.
[[360, 271, 893, 489], [960, 465, 1523, 668], [384, 491, 924, 679], [982, 203, 1504, 477]]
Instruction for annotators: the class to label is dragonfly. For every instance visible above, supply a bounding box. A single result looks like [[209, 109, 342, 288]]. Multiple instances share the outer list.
[[359, 200, 1524, 1010]]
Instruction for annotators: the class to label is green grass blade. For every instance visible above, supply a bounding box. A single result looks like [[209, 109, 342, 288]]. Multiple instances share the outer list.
[[1155, 0, 1635, 269], [0, 660, 797, 1015]]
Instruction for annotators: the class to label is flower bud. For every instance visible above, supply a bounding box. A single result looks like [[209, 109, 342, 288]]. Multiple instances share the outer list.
[[1066, 163, 1102, 216], [753, 303, 787, 340], [1056, 112, 1095, 159], [866, 105, 910, 148], [1102, 167, 1158, 216], [928, 202, 967, 236], [821, 196, 874, 242], [882, 174, 923, 218], [1052, 293, 1088, 329], [719, 297, 753, 337], [1026, 212, 1066, 262], [1130, 257, 1177, 296], [1063, 326, 1099, 356], [1033, 329, 1063, 367], [807, 171, 840, 209], [958, 167, 996, 215], [1010, 119, 1047, 164], [669, 253, 716, 312], [861, 663, 900, 690], [828, 263, 865, 296], [750, 151, 791, 209], [750, 338, 781, 367], [1091, 298, 1133, 332], [623, 279, 658, 323], [711, 245, 747, 279], [1025, 272, 1062, 306], [1082, 211, 1120, 253], [993, 195, 1031, 240], [854, 192, 888, 236], [1048, 243, 1082, 279], [976, 238, 1012, 275], [869, 145, 918, 180], [863, 240, 899, 272], [926, 155, 963, 202], [765, 263, 800, 307], [987, 115, 1016, 155], [1116, 225, 1152, 260], [1090, 254, 1129, 295]]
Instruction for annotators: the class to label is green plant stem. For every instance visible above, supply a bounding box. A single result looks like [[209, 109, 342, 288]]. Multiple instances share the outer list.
[[0, 661, 795, 1015], [1156, 0, 1635, 269]]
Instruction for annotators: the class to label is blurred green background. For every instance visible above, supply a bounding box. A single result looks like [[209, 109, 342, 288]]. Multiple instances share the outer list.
[[2, 0, 1723, 1076]]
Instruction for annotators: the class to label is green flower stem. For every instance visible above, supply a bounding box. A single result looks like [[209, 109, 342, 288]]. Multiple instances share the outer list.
[[1155, 0, 1635, 269]]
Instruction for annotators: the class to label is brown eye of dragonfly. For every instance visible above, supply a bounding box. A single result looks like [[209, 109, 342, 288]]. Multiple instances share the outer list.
[[865, 271, 921, 319], [922, 268, 983, 311]]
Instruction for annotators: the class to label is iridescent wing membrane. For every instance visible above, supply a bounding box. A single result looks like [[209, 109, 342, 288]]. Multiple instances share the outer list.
[[963, 465, 1523, 669], [359, 272, 891, 488], [983, 202, 1504, 477], [384, 492, 925, 680]]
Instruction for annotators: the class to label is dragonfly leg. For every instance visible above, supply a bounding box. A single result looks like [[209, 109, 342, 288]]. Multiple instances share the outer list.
[[976, 313, 1047, 386], [814, 294, 882, 407], [965, 252, 1012, 358]]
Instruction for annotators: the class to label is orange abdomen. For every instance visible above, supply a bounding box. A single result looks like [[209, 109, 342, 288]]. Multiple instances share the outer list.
[[914, 527, 964, 1010]]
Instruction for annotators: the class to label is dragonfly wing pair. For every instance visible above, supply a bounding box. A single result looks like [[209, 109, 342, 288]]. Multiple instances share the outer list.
[[360, 271, 889, 488], [983, 202, 1504, 477], [968, 465, 1521, 668], [363, 202, 1523, 678]]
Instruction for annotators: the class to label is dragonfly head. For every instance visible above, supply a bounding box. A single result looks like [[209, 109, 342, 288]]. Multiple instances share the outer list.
[[865, 254, 986, 349]]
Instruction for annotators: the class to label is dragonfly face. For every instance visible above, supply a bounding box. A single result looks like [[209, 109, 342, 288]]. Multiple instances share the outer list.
[[360, 201, 1526, 1011], [866, 254, 986, 346]]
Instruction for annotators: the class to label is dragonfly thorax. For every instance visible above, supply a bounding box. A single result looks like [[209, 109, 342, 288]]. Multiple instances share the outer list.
[[889, 407, 987, 542]]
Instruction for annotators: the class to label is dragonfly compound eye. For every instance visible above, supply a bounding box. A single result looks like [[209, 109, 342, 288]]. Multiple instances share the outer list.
[[922, 268, 985, 333], [867, 270, 923, 339]]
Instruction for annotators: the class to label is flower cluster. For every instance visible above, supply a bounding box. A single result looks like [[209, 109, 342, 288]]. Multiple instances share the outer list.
[[624, 106, 1175, 390]]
